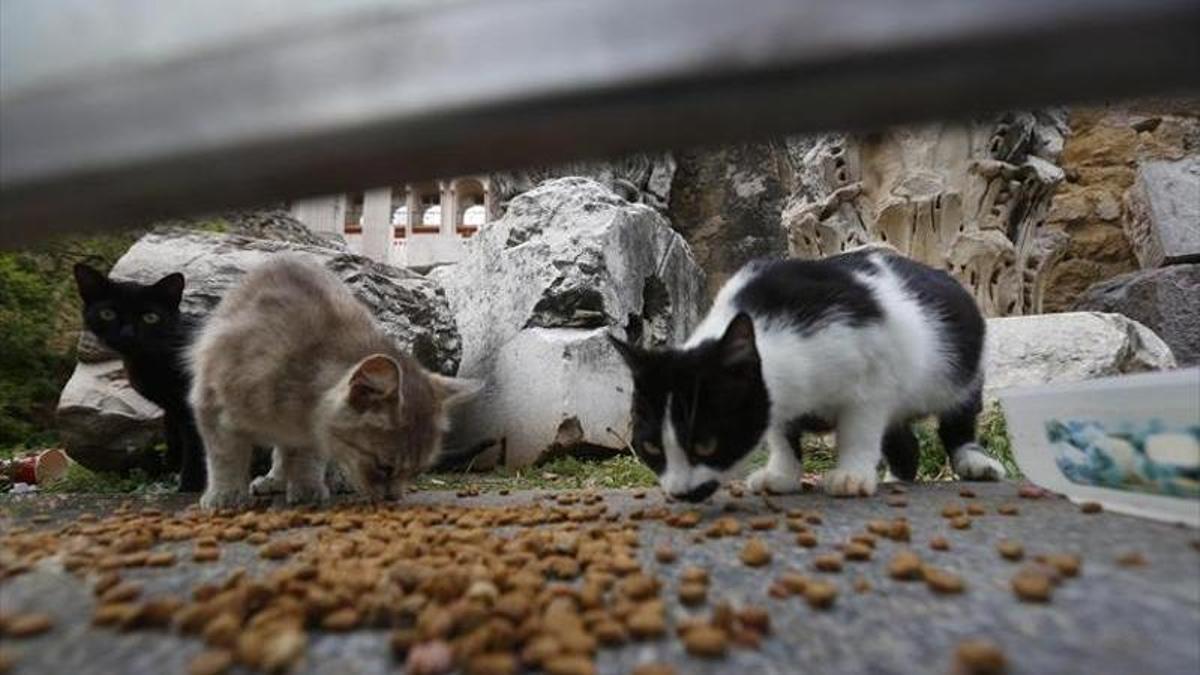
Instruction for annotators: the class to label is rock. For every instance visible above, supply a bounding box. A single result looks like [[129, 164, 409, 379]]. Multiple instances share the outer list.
[[783, 111, 1069, 316], [669, 141, 800, 298], [56, 361, 163, 472], [1124, 157, 1200, 268], [57, 229, 461, 469], [431, 178, 704, 466], [1073, 264, 1200, 366], [109, 229, 460, 374], [984, 312, 1177, 399], [157, 207, 350, 250], [489, 153, 675, 215]]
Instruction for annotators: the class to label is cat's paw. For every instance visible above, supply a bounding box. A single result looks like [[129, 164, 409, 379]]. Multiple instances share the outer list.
[[249, 473, 284, 496], [286, 480, 330, 505], [822, 469, 878, 497], [952, 444, 1007, 481], [199, 486, 249, 511], [745, 467, 805, 494]]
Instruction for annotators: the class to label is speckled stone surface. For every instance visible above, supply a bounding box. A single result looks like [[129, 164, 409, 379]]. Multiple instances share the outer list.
[[2, 483, 1198, 675]]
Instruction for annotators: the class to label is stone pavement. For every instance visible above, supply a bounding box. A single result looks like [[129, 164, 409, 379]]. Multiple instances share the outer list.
[[1, 483, 1198, 675]]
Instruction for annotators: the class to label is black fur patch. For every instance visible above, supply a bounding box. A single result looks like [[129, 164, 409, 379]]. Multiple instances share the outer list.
[[732, 255, 883, 334], [611, 316, 770, 476]]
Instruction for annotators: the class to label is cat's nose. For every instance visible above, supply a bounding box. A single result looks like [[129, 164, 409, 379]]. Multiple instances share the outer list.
[[672, 480, 720, 503]]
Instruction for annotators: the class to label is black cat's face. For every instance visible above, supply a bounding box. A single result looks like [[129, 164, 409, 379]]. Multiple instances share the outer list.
[[611, 313, 770, 502], [74, 263, 185, 352]]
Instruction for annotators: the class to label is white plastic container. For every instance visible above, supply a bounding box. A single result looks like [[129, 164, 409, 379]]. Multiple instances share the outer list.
[[999, 368, 1200, 527]]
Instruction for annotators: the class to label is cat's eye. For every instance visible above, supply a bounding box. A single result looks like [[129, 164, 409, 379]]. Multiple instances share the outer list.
[[641, 441, 663, 457], [98, 309, 117, 321], [142, 312, 160, 324], [694, 440, 718, 457]]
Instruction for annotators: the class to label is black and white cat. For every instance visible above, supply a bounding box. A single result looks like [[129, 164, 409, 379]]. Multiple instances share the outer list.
[[610, 247, 1005, 502], [73, 264, 206, 492]]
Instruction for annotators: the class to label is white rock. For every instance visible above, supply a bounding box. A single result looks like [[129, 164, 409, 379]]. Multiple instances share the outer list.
[[433, 177, 704, 466], [56, 360, 163, 471], [984, 311, 1177, 401]]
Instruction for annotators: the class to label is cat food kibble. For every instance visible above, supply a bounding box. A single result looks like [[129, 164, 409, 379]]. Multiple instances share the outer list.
[[796, 532, 819, 548], [1116, 551, 1147, 567], [683, 625, 728, 658], [680, 566, 709, 585], [813, 553, 844, 572], [678, 583, 708, 606], [1080, 501, 1103, 514], [631, 664, 675, 675], [929, 536, 951, 551], [188, 649, 234, 675], [953, 639, 1008, 675], [997, 540, 1024, 561], [844, 543, 872, 561], [888, 550, 923, 580], [740, 538, 772, 567], [1044, 553, 1081, 577], [2, 612, 53, 638], [922, 567, 965, 594], [654, 546, 677, 564], [941, 503, 965, 518], [803, 580, 838, 609], [996, 504, 1020, 516], [1011, 569, 1053, 603], [950, 516, 973, 530]]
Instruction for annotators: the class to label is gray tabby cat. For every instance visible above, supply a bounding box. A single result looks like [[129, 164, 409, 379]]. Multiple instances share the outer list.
[[190, 256, 480, 510]]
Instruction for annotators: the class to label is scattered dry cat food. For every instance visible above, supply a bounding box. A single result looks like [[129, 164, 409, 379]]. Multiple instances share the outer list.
[[1, 612, 53, 638], [888, 550, 923, 580], [1116, 551, 1148, 567], [844, 543, 872, 561], [1018, 485, 1046, 499], [953, 639, 1008, 675], [779, 572, 810, 595], [929, 536, 951, 551], [667, 511, 702, 529], [1044, 553, 1081, 577], [886, 496, 908, 508], [678, 583, 708, 606], [922, 567, 965, 594], [813, 553, 844, 573], [853, 577, 872, 594], [188, 649, 234, 675], [749, 516, 777, 531], [654, 545, 677, 564], [941, 503, 965, 518], [407, 640, 455, 675], [1080, 501, 1103, 514], [950, 516, 973, 530], [958, 488, 977, 499], [803, 580, 838, 609], [740, 538, 772, 567], [996, 504, 1020, 516], [680, 566, 709, 586], [795, 532, 819, 548], [997, 540, 1024, 561], [683, 625, 728, 658], [1011, 568, 1053, 603], [966, 504, 986, 517]]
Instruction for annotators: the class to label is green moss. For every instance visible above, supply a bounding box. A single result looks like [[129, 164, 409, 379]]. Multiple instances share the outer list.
[[414, 453, 657, 492], [42, 462, 175, 495], [0, 232, 137, 448]]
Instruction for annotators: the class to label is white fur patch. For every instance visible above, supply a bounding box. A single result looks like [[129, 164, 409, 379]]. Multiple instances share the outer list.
[[951, 443, 1007, 481]]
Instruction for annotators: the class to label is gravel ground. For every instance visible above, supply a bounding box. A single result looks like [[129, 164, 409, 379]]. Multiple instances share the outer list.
[[1, 483, 1198, 675]]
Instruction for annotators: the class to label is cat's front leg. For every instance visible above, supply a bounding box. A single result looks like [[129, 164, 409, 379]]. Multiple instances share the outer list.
[[249, 447, 286, 496], [824, 407, 888, 497], [745, 426, 806, 494], [197, 419, 253, 510], [280, 447, 330, 505]]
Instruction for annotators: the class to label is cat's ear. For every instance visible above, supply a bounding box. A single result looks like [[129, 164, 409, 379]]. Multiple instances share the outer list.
[[431, 375, 483, 409], [73, 263, 110, 303], [719, 313, 759, 367], [152, 273, 186, 307], [608, 335, 646, 373], [348, 355, 401, 412]]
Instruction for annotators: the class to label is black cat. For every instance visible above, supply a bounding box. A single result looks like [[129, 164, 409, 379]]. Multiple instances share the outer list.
[[73, 264, 206, 492]]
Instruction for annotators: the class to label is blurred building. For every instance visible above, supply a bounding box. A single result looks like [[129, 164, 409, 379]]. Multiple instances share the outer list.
[[290, 176, 493, 267]]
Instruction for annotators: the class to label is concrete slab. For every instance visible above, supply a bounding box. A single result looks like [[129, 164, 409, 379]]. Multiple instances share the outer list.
[[1, 483, 1198, 675]]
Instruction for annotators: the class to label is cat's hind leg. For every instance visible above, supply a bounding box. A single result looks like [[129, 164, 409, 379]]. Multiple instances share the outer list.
[[176, 413, 207, 493], [939, 389, 1006, 481], [196, 415, 254, 510], [882, 423, 920, 483], [745, 425, 805, 494]]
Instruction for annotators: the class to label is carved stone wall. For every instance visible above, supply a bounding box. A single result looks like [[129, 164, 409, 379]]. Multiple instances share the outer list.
[[1040, 100, 1200, 311], [782, 112, 1069, 316]]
